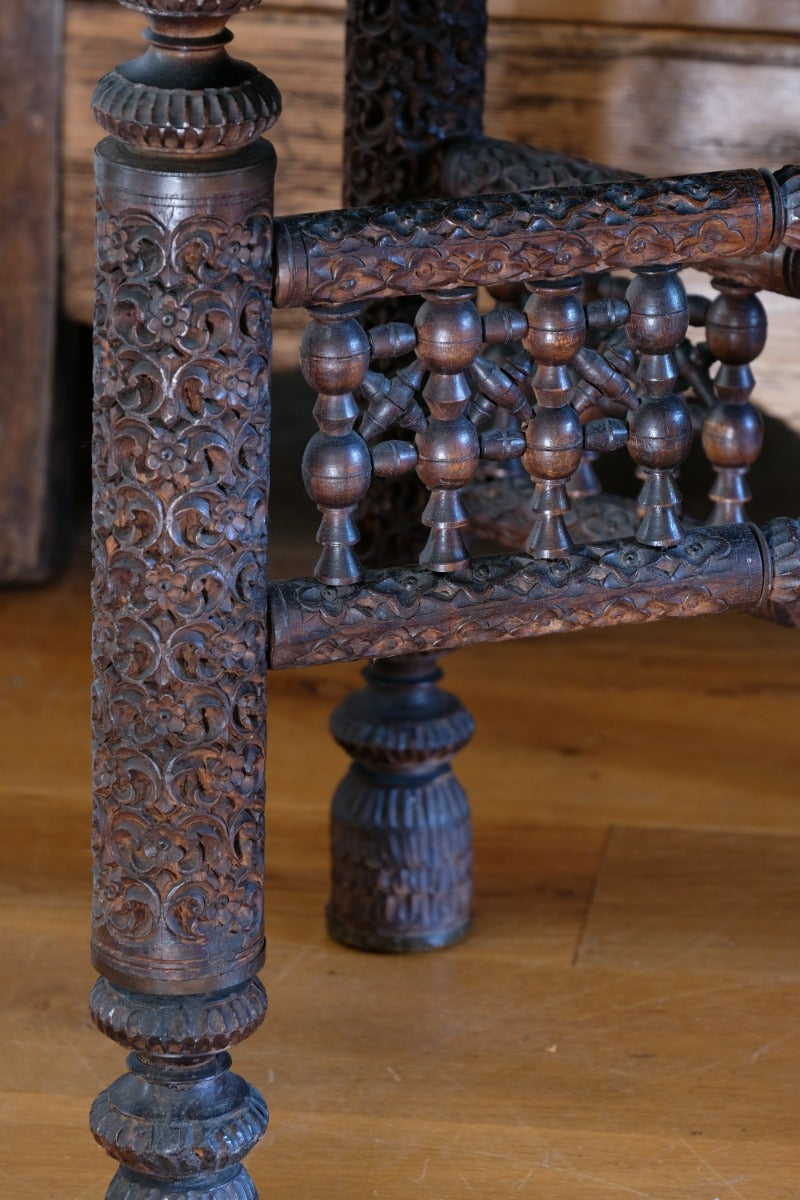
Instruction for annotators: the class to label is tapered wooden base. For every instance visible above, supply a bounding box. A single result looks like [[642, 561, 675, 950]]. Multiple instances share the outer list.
[[104, 1165, 258, 1200], [327, 654, 474, 952]]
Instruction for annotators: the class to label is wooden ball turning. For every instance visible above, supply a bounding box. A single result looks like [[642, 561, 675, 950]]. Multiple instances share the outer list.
[[415, 293, 483, 373], [300, 311, 371, 394]]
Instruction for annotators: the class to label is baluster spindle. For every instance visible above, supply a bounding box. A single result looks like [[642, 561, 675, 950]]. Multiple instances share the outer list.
[[626, 267, 694, 547], [300, 305, 373, 585], [521, 279, 586, 558], [415, 290, 483, 571], [701, 281, 766, 524], [90, 3, 279, 1198]]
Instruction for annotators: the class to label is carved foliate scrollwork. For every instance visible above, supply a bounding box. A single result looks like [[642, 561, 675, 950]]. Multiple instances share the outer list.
[[274, 169, 780, 308], [92, 146, 274, 992], [90, 5, 277, 1196], [268, 525, 766, 669]]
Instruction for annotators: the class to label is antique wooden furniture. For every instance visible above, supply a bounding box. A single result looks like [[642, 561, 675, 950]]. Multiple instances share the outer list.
[[88, 1, 800, 1197]]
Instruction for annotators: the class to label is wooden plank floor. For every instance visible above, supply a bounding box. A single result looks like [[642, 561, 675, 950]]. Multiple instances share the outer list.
[[3, 528, 800, 1197]]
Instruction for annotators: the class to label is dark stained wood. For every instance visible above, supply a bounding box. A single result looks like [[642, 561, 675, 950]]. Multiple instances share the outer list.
[[0, 0, 65, 581], [267, 522, 783, 669], [8, 560, 800, 1198], [327, 653, 474, 952], [89, 4, 278, 1198], [273, 169, 783, 308], [82, 1, 800, 1197], [343, 0, 486, 206], [702, 283, 766, 524], [325, 0, 490, 959], [63, 4, 800, 350]]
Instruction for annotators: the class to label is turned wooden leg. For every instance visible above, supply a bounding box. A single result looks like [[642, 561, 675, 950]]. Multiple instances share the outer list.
[[89, 5, 280, 1196], [327, 653, 474, 952]]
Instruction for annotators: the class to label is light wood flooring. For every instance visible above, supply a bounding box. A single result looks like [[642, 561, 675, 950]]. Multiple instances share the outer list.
[[3, 538, 800, 1198]]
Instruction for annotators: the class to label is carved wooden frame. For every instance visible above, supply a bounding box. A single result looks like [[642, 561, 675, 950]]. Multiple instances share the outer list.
[[88, 3, 800, 1198]]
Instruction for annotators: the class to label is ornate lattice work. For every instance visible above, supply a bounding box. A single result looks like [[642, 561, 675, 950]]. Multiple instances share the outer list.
[[90, 2, 279, 1196]]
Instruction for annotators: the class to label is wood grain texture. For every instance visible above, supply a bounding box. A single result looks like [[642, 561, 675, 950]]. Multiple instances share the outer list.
[[578, 825, 800, 974], [4, 552, 800, 1197], [0, 0, 64, 580], [55, 0, 800, 33]]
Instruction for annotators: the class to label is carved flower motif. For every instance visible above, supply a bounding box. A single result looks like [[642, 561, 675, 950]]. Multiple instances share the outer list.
[[143, 693, 188, 737], [217, 221, 270, 273], [676, 535, 725, 568], [466, 559, 501, 594], [216, 360, 264, 409], [145, 428, 189, 482], [600, 544, 662, 581], [200, 752, 259, 804], [127, 824, 184, 874], [214, 623, 262, 674], [623, 223, 675, 262], [214, 496, 251, 541], [145, 292, 190, 341], [299, 583, 350, 619], [144, 563, 191, 611], [97, 221, 133, 270]]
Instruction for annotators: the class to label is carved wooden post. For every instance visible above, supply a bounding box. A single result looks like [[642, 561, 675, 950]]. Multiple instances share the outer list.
[[89, 3, 279, 1197], [343, 0, 487, 207], [324, 0, 487, 951]]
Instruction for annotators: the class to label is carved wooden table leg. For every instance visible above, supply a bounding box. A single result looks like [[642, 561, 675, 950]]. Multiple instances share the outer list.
[[328, 653, 474, 951], [323, 0, 487, 952], [89, 4, 280, 1196]]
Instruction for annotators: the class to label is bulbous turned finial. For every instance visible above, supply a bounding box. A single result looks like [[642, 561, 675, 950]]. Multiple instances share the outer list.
[[92, 0, 281, 156]]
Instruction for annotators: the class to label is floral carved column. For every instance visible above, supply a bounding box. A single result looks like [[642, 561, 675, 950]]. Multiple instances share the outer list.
[[89, 3, 279, 1197]]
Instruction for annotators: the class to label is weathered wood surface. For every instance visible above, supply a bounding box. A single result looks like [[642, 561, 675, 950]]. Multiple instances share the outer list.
[[0, 0, 64, 581], [60, 0, 800, 34]]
